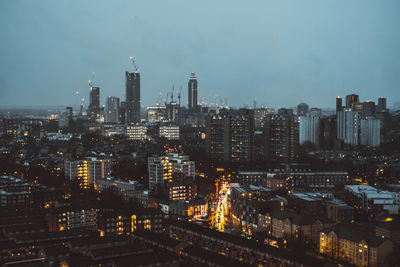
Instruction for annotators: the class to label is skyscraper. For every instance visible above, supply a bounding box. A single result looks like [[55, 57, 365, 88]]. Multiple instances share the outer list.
[[88, 87, 100, 120], [105, 96, 120, 123], [125, 71, 140, 123], [188, 72, 198, 110]]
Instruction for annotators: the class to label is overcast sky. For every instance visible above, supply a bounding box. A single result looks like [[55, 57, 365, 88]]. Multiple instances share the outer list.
[[0, 0, 399, 109]]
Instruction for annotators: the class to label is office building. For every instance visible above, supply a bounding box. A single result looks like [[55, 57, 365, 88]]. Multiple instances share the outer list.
[[88, 87, 100, 120], [299, 108, 321, 146], [188, 72, 198, 110], [148, 153, 195, 191], [159, 125, 180, 140], [360, 117, 380, 147], [147, 106, 167, 123], [337, 108, 359, 145], [125, 70, 141, 123], [105, 96, 120, 123], [64, 158, 111, 189]]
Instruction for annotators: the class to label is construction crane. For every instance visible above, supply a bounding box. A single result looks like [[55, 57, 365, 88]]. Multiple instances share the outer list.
[[177, 86, 182, 106], [165, 92, 169, 106], [129, 56, 139, 73]]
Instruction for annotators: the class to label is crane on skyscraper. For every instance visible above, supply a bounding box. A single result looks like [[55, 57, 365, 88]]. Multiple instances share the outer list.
[[129, 56, 139, 73]]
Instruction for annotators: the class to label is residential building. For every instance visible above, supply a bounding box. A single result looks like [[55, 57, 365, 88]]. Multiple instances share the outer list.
[[360, 117, 380, 147], [337, 108, 359, 145], [345, 185, 400, 215], [64, 158, 111, 189], [264, 109, 298, 162], [148, 153, 195, 191], [206, 109, 254, 162], [320, 224, 393, 267], [258, 210, 332, 244], [126, 125, 148, 140], [299, 108, 321, 146]]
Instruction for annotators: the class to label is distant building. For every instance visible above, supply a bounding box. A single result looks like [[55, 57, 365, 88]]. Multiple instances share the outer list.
[[264, 108, 298, 162], [297, 103, 309, 116], [88, 87, 100, 120], [253, 108, 275, 128], [337, 108, 359, 145], [336, 96, 343, 113], [147, 106, 167, 123], [148, 153, 195, 191], [299, 108, 321, 146], [345, 94, 359, 108], [105, 96, 120, 123], [159, 125, 179, 140], [188, 72, 198, 110], [125, 70, 141, 123], [96, 177, 140, 200], [377, 97, 387, 113], [64, 158, 111, 189], [206, 109, 254, 162], [360, 117, 380, 147], [361, 100, 375, 118], [345, 185, 400, 215], [126, 125, 148, 140]]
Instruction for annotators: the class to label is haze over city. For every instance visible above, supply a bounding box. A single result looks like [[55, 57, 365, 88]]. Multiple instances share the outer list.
[[1, 0, 399, 108]]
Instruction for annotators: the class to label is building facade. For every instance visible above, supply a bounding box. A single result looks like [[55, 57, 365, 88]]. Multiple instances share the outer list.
[[105, 96, 120, 123], [125, 71, 141, 123]]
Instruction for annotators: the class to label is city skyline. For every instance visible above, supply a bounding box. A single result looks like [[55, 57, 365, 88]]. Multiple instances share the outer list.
[[1, 0, 400, 109]]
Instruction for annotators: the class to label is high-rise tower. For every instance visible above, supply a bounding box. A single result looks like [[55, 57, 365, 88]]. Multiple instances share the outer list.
[[188, 72, 198, 110], [125, 57, 141, 124], [105, 96, 120, 123], [88, 87, 100, 120]]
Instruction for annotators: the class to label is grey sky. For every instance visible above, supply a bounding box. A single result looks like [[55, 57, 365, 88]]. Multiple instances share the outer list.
[[0, 0, 399, 109]]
